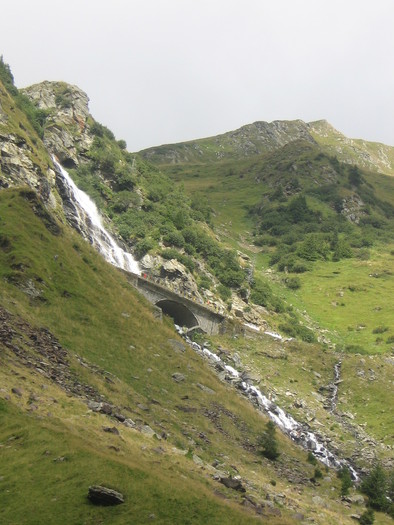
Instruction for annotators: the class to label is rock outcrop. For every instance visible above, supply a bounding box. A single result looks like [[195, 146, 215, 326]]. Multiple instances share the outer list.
[[22, 81, 93, 167], [0, 132, 56, 201], [140, 254, 206, 304], [0, 80, 58, 206], [88, 485, 124, 505]]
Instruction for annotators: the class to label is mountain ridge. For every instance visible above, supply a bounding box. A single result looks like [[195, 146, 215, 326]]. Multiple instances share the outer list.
[[140, 118, 394, 177]]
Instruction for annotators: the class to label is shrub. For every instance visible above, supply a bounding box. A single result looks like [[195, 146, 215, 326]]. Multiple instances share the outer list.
[[271, 297, 286, 313], [254, 234, 277, 247], [0, 55, 17, 95], [163, 230, 185, 248], [161, 249, 195, 273], [292, 261, 310, 273], [184, 243, 196, 255], [348, 165, 362, 187], [216, 268, 244, 288], [332, 238, 353, 261], [277, 254, 296, 272], [285, 276, 301, 290], [0, 58, 50, 137], [90, 120, 115, 140], [161, 248, 179, 260], [278, 320, 317, 343], [55, 91, 72, 109], [110, 191, 135, 213], [372, 326, 388, 334], [250, 278, 272, 307], [134, 237, 156, 258], [345, 344, 366, 354], [198, 275, 212, 291], [288, 195, 315, 223], [297, 325, 317, 343], [359, 509, 374, 525], [269, 251, 282, 266], [113, 171, 136, 192], [217, 284, 232, 301], [297, 234, 329, 261]]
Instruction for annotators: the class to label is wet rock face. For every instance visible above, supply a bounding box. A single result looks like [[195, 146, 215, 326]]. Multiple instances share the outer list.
[[22, 81, 93, 167]]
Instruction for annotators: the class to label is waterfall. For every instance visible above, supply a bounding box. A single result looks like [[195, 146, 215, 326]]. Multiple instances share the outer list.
[[177, 326, 359, 480], [53, 158, 140, 275]]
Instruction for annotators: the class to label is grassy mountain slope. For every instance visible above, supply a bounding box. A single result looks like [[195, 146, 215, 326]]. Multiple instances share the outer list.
[[0, 188, 292, 524], [309, 120, 394, 178], [3, 188, 390, 524]]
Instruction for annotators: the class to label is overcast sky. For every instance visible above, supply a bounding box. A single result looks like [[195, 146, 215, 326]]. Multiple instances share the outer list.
[[2, 0, 393, 151]]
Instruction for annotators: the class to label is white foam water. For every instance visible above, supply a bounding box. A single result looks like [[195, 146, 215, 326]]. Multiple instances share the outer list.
[[53, 158, 140, 275]]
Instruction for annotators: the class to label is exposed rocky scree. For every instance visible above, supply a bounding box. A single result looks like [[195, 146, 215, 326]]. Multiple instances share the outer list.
[[0, 305, 103, 401], [0, 305, 168, 439]]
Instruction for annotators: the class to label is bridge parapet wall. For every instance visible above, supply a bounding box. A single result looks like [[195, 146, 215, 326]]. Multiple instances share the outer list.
[[123, 271, 224, 335]]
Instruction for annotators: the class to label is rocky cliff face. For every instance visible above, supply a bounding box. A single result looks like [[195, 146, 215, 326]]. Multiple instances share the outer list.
[[22, 81, 93, 168], [0, 81, 57, 207]]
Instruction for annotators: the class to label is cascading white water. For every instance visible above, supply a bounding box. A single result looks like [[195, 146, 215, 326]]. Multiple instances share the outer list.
[[53, 158, 140, 275], [330, 361, 342, 412], [179, 327, 359, 480]]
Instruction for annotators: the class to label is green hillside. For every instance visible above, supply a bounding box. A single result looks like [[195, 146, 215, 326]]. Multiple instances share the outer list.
[[147, 137, 394, 354], [1, 187, 393, 524], [0, 188, 293, 524]]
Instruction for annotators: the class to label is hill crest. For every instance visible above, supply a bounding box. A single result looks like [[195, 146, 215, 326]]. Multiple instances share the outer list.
[[140, 118, 394, 176]]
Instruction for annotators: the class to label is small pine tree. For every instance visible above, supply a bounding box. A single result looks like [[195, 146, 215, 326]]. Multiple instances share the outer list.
[[361, 463, 388, 512], [259, 420, 280, 460], [338, 466, 353, 496], [314, 467, 323, 480]]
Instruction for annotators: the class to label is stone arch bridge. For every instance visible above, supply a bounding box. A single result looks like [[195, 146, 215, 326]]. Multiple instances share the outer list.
[[125, 272, 225, 335]]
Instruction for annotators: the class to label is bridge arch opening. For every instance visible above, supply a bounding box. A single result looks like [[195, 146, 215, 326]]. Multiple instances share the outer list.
[[156, 299, 199, 329]]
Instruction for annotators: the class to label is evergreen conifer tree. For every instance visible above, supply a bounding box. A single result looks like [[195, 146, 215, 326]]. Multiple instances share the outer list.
[[259, 420, 280, 460]]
